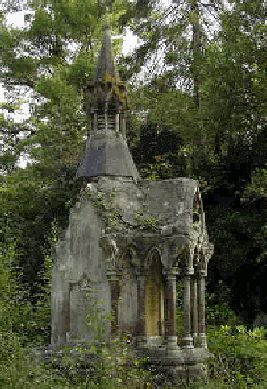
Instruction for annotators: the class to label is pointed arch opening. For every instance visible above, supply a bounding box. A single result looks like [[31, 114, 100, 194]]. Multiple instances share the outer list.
[[193, 192, 203, 224], [145, 250, 164, 339], [118, 249, 137, 336]]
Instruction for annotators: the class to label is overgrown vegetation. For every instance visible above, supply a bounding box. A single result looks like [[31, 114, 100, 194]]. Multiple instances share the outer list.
[[1, 0, 266, 387], [1, 250, 266, 387], [1, 0, 265, 326], [203, 290, 267, 388], [1, 272, 267, 387]]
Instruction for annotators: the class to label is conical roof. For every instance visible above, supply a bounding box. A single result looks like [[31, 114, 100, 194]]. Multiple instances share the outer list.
[[76, 133, 140, 180]]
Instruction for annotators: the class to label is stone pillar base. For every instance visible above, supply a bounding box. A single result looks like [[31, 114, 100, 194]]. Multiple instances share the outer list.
[[182, 335, 194, 349], [163, 362, 207, 386], [165, 336, 180, 350], [187, 363, 207, 384], [142, 359, 207, 387], [135, 336, 148, 349], [163, 364, 187, 386]]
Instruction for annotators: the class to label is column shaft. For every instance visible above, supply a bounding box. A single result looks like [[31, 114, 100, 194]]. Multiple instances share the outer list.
[[192, 276, 199, 346], [106, 268, 119, 339], [182, 271, 194, 349], [198, 274, 207, 348], [190, 276, 199, 340], [94, 112, 97, 131], [135, 273, 147, 348], [110, 279, 119, 335], [164, 269, 179, 349], [190, 277, 194, 335], [58, 290, 70, 345]]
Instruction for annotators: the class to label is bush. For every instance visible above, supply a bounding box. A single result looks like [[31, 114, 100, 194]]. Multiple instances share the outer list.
[[206, 325, 267, 387], [1, 245, 154, 387]]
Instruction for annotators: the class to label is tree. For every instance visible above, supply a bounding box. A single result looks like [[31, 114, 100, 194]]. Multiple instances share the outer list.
[[127, 0, 266, 322], [1, 0, 266, 331]]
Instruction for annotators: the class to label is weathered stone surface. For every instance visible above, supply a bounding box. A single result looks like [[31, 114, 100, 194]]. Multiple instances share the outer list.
[[52, 176, 213, 345], [51, 22, 214, 384]]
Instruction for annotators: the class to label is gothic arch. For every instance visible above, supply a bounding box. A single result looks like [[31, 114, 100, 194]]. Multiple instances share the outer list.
[[173, 255, 183, 270], [193, 247, 199, 269], [183, 246, 194, 271], [193, 191, 204, 229], [193, 190, 203, 210], [145, 246, 163, 269], [119, 247, 138, 335], [125, 247, 140, 268], [97, 97, 105, 113], [199, 249, 207, 275], [145, 248, 164, 337], [107, 93, 117, 111]]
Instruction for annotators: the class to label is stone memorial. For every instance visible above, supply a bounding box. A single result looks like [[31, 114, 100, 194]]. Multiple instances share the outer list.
[[51, 24, 214, 383]]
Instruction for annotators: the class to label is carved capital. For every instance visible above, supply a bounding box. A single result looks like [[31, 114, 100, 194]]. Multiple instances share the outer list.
[[105, 268, 119, 281], [184, 266, 194, 277], [162, 267, 178, 279], [199, 269, 207, 277]]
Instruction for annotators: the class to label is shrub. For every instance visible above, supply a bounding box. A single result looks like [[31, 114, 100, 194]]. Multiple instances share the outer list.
[[206, 325, 267, 387]]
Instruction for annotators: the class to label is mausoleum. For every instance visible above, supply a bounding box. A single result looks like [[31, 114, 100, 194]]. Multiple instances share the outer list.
[[52, 25, 214, 383]]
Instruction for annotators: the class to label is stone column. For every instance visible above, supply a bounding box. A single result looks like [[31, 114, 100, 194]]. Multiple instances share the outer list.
[[94, 112, 98, 131], [115, 112, 120, 134], [64, 288, 70, 343], [135, 270, 147, 348], [106, 269, 119, 336], [182, 267, 194, 349], [191, 273, 199, 347], [104, 111, 108, 131], [164, 268, 179, 350], [198, 269, 207, 349], [122, 111, 127, 139]]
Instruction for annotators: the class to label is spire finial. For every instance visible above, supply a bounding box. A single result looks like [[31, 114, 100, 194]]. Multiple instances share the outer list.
[[94, 0, 118, 82], [76, 0, 140, 182], [103, 0, 111, 30], [104, 1, 108, 30]]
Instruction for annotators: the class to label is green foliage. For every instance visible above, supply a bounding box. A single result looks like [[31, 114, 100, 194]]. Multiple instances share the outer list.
[[206, 282, 239, 327], [0, 241, 50, 386], [243, 166, 267, 199], [206, 199, 265, 280], [0, 3, 266, 387], [0, 271, 154, 387], [85, 188, 120, 233], [1, 243, 266, 387], [134, 211, 157, 229], [194, 284, 267, 388], [77, 294, 154, 386], [0, 0, 152, 316], [206, 325, 267, 388], [86, 188, 116, 212]]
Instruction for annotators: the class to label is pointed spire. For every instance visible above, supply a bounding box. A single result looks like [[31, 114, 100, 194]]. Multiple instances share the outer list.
[[94, 22, 119, 82], [76, 18, 140, 182]]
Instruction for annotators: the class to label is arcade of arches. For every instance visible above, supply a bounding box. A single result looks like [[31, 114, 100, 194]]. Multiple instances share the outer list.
[[109, 246, 209, 351]]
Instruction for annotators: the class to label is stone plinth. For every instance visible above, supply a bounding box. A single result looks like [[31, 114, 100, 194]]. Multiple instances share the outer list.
[[135, 346, 213, 385]]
